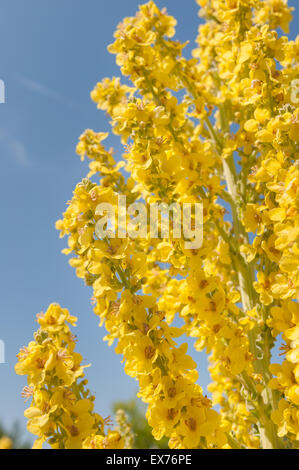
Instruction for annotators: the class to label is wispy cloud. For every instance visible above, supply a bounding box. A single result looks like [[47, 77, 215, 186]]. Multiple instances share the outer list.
[[0, 129, 31, 168], [16, 75, 74, 107], [9, 139, 31, 167]]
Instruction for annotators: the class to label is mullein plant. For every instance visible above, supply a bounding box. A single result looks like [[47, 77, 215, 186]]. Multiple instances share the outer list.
[[16, 0, 298, 449]]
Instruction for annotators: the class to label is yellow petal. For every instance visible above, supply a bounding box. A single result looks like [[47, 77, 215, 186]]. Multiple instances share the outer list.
[[244, 119, 259, 133], [240, 43, 253, 63], [254, 108, 270, 123], [269, 208, 286, 222]]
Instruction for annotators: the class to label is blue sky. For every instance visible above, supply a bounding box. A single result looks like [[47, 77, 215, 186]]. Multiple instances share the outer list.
[[0, 0, 298, 443]]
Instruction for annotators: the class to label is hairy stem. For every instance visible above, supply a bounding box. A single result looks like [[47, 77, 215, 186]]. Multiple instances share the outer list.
[[218, 108, 283, 449]]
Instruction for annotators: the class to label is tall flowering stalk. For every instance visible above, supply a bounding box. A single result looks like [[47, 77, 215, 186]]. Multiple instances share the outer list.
[[16, 0, 298, 449]]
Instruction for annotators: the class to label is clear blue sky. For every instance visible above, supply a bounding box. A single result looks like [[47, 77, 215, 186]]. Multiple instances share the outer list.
[[0, 0, 298, 443]]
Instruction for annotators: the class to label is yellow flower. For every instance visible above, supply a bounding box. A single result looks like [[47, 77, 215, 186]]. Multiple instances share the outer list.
[[0, 437, 13, 449]]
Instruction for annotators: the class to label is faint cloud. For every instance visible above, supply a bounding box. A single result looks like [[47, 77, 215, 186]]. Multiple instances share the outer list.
[[9, 139, 31, 167], [16, 75, 74, 107], [0, 129, 32, 168]]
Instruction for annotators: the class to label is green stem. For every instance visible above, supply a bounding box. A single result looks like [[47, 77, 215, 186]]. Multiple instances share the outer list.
[[226, 433, 243, 449], [217, 107, 283, 449]]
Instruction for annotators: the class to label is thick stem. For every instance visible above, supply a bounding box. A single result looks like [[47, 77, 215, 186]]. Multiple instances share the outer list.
[[201, 99, 282, 447], [222, 152, 283, 449]]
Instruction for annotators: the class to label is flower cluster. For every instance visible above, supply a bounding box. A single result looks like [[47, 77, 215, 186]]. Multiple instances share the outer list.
[[268, 300, 299, 441], [15, 303, 123, 449]]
